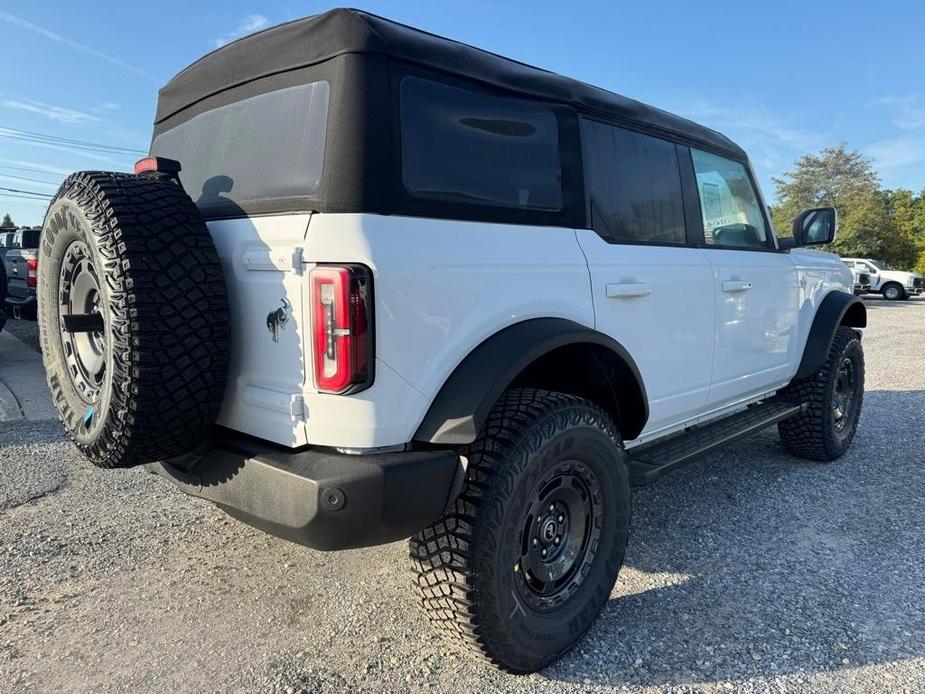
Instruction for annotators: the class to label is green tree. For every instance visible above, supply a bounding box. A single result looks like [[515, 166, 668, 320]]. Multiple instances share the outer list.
[[0, 213, 14, 228], [771, 144, 917, 267]]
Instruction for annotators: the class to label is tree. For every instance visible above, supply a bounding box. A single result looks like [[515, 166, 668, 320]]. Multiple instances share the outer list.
[[0, 213, 14, 228], [771, 144, 917, 268]]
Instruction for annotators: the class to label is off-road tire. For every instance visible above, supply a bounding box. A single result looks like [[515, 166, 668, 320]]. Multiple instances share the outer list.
[[882, 282, 905, 301], [777, 326, 864, 462], [409, 389, 630, 674], [38, 171, 229, 468]]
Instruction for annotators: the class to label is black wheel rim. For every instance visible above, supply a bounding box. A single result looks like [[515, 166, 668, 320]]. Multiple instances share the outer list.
[[833, 356, 858, 431], [514, 461, 603, 611], [58, 241, 106, 404]]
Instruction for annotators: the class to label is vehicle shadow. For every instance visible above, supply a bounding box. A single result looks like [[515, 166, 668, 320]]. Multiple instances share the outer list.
[[862, 295, 925, 309], [194, 176, 307, 446], [544, 387, 925, 688]]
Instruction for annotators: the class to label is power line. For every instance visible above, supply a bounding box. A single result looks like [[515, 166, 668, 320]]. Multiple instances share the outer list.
[[0, 193, 50, 202], [0, 162, 71, 176], [0, 132, 142, 157], [0, 125, 147, 155], [0, 172, 61, 186], [0, 186, 52, 198]]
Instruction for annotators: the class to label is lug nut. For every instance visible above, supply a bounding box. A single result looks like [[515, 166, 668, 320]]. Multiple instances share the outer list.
[[549, 504, 555, 512], [557, 515, 564, 523], [533, 538, 538, 546], [541, 548, 547, 557], [554, 537, 560, 545]]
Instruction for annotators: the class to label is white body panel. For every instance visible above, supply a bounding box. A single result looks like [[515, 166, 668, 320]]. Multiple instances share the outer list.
[[574, 232, 715, 433], [702, 249, 800, 407], [208, 214, 312, 446], [206, 212, 854, 451], [210, 213, 593, 448], [790, 248, 857, 356]]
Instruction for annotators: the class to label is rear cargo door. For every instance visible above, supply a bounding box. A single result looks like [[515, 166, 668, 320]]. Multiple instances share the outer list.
[[206, 214, 312, 447]]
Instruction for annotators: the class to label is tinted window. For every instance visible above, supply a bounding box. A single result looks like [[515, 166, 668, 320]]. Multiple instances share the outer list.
[[151, 81, 329, 212], [16, 229, 39, 248], [690, 149, 768, 249], [400, 77, 563, 211], [581, 121, 686, 244]]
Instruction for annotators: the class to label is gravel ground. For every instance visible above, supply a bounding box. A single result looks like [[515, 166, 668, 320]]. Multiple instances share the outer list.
[[1, 297, 924, 693]]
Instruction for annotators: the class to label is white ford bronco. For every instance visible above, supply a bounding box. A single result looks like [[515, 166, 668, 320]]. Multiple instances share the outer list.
[[37, 9, 867, 673], [842, 257, 924, 300]]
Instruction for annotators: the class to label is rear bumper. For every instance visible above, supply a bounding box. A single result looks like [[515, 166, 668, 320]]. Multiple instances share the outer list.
[[4, 293, 37, 320], [145, 431, 461, 551]]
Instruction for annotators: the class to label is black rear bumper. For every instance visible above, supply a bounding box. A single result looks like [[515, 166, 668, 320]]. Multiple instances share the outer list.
[[4, 293, 37, 320], [145, 432, 461, 551]]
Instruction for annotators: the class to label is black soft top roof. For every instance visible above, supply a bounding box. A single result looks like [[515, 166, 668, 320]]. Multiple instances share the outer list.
[[156, 8, 744, 159]]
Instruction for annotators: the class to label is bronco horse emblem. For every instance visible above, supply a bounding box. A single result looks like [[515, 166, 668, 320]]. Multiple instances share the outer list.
[[266, 298, 292, 343]]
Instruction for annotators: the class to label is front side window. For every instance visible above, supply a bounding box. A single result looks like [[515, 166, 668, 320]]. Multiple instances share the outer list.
[[582, 120, 686, 244], [399, 76, 563, 211], [691, 149, 768, 249]]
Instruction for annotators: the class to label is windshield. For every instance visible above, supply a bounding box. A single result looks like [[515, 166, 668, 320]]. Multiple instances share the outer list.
[[151, 81, 330, 215]]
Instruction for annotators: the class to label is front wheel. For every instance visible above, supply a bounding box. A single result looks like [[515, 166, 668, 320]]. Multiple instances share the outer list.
[[778, 326, 864, 461], [882, 283, 905, 301], [410, 389, 630, 673]]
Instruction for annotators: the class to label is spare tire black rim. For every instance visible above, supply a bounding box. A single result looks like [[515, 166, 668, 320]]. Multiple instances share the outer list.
[[58, 241, 106, 403], [515, 461, 603, 611]]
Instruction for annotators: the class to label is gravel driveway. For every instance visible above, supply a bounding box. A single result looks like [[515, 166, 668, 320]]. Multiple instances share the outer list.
[[2, 298, 924, 693]]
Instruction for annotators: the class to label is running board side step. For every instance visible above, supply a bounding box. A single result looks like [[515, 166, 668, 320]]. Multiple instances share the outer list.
[[626, 399, 805, 486]]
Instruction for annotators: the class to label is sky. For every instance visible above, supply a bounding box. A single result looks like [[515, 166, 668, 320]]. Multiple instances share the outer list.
[[2, 0, 924, 226]]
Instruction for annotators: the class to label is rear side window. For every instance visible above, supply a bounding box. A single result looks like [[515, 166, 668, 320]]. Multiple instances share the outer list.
[[399, 77, 563, 211], [690, 148, 768, 249], [151, 81, 330, 212], [581, 120, 686, 244]]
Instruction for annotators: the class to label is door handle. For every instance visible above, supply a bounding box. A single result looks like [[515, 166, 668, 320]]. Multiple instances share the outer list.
[[606, 282, 652, 298], [722, 280, 753, 293]]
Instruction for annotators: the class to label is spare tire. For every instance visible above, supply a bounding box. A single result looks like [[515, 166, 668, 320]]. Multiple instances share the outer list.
[[38, 171, 229, 468]]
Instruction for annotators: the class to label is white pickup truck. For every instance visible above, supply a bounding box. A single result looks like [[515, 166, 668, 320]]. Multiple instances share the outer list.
[[843, 257, 924, 300]]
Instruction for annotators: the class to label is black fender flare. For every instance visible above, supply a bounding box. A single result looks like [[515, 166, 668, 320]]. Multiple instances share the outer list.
[[413, 318, 648, 445], [793, 291, 866, 381]]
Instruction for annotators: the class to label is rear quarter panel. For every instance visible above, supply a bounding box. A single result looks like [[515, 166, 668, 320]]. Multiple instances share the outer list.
[[302, 213, 594, 447]]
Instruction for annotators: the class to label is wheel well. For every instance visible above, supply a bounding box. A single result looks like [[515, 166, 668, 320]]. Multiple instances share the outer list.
[[841, 300, 867, 328], [510, 342, 647, 442]]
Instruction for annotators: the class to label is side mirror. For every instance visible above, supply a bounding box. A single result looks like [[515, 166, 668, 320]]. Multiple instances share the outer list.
[[791, 207, 837, 246]]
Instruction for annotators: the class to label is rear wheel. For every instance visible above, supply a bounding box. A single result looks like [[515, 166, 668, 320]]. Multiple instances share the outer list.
[[38, 171, 229, 468], [882, 282, 905, 301], [409, 389, 630, 673], [777, 326, 864, 461]]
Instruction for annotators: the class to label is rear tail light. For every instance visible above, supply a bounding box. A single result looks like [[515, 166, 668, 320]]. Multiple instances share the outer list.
[[26, 258, 37, 288], [310, 264, 373, 394], [133, 156, 182, 176]]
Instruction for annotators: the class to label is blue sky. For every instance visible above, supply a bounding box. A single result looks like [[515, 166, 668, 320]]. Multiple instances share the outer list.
[[2, 0, 924, 225]]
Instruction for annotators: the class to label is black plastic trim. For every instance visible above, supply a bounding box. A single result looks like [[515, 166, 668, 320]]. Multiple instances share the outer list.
[[793, 291, 867, 381], [413, 318, 648, 445], [146, 432, 461, 551]]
